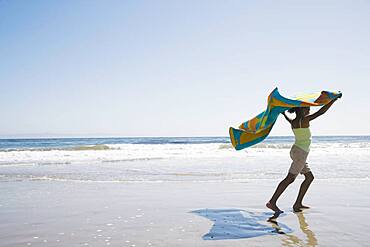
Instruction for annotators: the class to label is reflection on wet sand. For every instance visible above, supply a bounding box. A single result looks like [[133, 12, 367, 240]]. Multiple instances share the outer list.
[[268, 211, 317, 246], [191, 209, 293, 240]]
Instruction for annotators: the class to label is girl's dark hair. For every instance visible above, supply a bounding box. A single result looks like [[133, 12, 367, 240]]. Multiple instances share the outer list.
[[288, 108, 297, 114], [288, 107, 309, 114]]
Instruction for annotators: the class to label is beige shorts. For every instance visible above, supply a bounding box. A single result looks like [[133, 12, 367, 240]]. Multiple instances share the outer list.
[[289, 145, 311, 175]]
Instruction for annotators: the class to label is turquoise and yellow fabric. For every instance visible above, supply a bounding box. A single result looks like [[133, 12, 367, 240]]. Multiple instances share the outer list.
[[229, 87, 342, 150]]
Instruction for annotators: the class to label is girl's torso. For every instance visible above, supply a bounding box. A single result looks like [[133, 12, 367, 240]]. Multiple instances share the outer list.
[[291, 118, 311, 152]]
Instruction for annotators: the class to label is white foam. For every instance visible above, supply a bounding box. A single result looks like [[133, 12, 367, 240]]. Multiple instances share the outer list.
[[0, 141, 369, 183], [0, 142, 369, 166]]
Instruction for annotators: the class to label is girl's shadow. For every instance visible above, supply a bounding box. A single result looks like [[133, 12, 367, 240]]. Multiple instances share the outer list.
[[190, 208, 292, 240]]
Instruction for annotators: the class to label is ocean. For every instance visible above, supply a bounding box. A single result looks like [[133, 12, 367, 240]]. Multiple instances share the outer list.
[[0, 136, 369, 183]]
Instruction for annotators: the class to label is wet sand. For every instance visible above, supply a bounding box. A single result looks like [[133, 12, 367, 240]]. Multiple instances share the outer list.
[[1, 179, 370, 246]]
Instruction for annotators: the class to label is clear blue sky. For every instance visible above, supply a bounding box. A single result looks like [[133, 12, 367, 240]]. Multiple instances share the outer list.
[[0, 0, 369, 138]]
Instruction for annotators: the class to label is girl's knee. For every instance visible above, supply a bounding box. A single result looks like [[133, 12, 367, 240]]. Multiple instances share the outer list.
[[305, 172, 314, 181], [285, 173, 297, 184]]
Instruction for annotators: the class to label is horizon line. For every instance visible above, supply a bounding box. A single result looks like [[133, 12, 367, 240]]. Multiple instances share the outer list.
[[0, 134, 369, 140]]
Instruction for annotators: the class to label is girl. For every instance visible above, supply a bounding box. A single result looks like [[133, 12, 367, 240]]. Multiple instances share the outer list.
[[266, 97, 339, 213]]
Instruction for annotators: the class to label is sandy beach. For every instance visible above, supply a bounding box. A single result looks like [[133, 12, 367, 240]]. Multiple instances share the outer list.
[[1, 177, 369, 247]]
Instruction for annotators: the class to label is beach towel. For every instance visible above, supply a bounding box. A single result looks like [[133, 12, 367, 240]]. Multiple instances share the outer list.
[[229, 87, 342, 150]]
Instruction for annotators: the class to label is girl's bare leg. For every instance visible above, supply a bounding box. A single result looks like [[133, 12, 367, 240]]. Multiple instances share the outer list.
[[293, 172, 314, 212], [266, 173, 296, 212]]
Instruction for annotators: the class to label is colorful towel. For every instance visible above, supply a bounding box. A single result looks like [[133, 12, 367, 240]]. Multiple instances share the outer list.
[[229, 87, 342, 150]]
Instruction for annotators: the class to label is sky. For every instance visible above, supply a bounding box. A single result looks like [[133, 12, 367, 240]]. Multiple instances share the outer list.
[[0, 0, 369, 138]]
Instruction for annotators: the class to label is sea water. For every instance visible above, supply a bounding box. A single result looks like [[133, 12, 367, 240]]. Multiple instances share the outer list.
[[0, 136, 369, 183]]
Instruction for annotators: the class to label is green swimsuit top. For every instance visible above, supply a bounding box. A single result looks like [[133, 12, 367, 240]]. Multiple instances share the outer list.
[[292, 119, 311, 152]]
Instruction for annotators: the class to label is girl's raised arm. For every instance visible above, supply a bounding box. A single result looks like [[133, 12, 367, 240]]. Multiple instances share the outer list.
[[306, 98, 338, 121]]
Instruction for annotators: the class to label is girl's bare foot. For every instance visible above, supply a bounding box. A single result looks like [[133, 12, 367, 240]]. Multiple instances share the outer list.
[[266, 202, 284, 213], [293, 206, 302, 212], [293, 204, 310, 212]]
